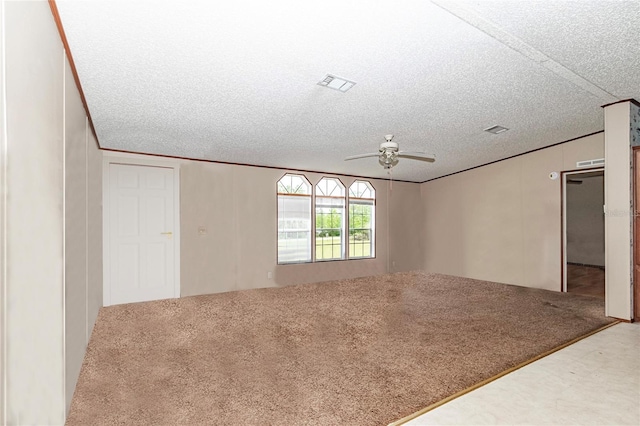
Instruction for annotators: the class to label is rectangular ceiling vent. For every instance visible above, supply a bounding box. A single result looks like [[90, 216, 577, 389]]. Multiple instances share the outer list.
[[483, 125, 509, 134], [317, 74, 356, 92], [576, 158, 605, 168]]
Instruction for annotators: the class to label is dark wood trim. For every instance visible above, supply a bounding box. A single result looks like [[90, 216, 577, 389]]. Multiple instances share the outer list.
[[633, 147, 640, 321], [420, 130, 604, 184], [316, 194, 347, 200], [48, 0, 100, 147], [103, 148, 416, 183], [276, 192, 311, 197], [600, 98, 640, 109]]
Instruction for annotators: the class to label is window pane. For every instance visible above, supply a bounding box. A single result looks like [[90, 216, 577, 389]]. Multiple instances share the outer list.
[[277, 174, 311, 195], [315, 178, 345, 260], [349, 180, 375, 199], [278, 175, 312, 263], [348, 181, 375, 258], [317, 177, 345, 197]]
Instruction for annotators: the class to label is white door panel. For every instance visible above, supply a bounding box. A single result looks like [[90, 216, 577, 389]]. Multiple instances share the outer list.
[[108, 163, 177, 305]]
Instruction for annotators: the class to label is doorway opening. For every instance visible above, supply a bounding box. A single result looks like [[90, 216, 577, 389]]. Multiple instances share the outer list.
[[562, 169, 605, 299]]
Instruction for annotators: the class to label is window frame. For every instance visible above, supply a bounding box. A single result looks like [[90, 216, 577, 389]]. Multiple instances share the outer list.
[[276, 174, 377, 264], [348, 180, 376, 260], [314, 177, 347, 261], [276, 173, 313, 265]]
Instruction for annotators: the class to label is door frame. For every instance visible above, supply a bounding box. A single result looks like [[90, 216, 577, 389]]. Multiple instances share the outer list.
[[102, 153, 181, 306], [633, 147, 640, 321], [561, 167, 604, 292]]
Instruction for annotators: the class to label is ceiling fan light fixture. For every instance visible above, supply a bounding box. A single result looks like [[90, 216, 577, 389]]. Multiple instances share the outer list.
[[344, 134, 435, 170], [484, 125, 509, 134], [379, 155, 399, 169], [317, 74, 356, 92]]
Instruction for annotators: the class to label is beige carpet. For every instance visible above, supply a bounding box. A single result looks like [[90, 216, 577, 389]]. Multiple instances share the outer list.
[[67, 271, 614, 425]]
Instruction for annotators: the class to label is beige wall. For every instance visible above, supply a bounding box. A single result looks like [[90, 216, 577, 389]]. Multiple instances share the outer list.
[[4, 1, 66, 423], [566, 174, 605, 267], [604, 102, 633, 320], [64, 55, 88, 412], [0, 3, 5, 422], [1, 1, 103, 423], [63, 62, 104, 410], [88, 130, 103, 336], [177, 160, 422, 295], [420, 133, 604, 292]]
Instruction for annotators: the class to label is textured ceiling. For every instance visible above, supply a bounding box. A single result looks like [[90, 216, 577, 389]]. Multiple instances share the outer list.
[[55, 0, 639, 182]]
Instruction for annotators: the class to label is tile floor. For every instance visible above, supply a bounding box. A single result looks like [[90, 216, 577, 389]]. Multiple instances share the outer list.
[[405, 322, 640, 425]]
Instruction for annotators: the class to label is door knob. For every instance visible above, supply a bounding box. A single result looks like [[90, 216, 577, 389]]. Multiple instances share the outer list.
[[160, 232, 173, 235]]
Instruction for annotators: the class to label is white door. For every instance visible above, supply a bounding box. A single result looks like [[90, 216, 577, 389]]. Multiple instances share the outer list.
[[107, 163, 178, 305]]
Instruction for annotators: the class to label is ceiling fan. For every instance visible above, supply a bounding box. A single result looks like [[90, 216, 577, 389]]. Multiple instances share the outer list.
[[344, 135, 436, 169]]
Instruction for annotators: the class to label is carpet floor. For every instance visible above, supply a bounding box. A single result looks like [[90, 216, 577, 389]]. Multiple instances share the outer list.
[[67, 271, 614, 425]]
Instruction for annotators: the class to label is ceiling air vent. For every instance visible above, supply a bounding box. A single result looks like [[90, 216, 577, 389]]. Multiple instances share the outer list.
[[576, 158, 605, 168], [317, 74, 356, 92], [483, 125, 509, 134]]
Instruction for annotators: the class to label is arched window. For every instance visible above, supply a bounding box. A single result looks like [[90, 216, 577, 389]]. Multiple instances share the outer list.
[[348, 180, 375, 258], [277, 174, 312, 264], [315, 177, 346, 260]]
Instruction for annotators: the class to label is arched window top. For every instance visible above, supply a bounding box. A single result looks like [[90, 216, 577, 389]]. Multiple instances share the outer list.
[[316, 177, 345, 197], [349, 180, 375, 199], [277, 173, 311, 195]]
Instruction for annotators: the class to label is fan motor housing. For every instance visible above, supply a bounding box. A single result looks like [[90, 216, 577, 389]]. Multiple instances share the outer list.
[[380, 141, 399, 152]]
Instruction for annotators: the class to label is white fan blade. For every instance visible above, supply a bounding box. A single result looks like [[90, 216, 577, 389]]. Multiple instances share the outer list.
[[397, 151, 436, 162], [344, 152, 381, 161]]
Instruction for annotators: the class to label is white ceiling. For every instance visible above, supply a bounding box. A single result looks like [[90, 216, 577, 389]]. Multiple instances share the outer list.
[[55, 0, 640, 182]]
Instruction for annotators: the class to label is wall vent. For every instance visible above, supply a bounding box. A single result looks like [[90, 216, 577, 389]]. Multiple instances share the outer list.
[[576, 158, 605, 168]]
